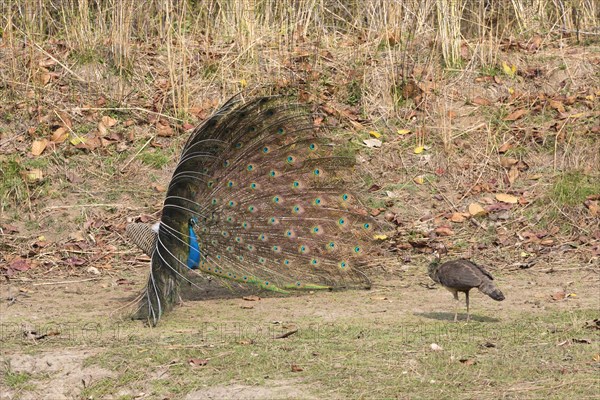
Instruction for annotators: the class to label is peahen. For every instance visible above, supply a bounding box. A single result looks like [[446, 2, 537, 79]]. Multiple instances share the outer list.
[[428, 252, 505, 322], [127, 93, 386, 325]]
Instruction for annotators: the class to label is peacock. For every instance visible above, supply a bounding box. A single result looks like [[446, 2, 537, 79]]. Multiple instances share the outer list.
[[126, 92, 387, 325], [428, 252, 505, 322]]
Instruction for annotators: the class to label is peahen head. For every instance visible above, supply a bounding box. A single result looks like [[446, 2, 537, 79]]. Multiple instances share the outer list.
[[427, 250, 442, 281]]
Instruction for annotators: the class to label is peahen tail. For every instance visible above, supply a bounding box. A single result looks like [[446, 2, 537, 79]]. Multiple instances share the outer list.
[[127, 93, 386, 325]]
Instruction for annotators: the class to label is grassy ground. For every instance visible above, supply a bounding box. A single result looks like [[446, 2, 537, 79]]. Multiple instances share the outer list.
[[1, 1, 599, 399], [1, 272, 599, 399]]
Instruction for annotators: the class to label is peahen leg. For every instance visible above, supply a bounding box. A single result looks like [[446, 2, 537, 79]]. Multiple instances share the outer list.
[[452, 291, 459, 322], [465, 291, 470, 322]]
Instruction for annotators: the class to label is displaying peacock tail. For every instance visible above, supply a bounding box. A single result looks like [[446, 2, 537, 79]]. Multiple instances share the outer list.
[[127, 93, 387, 325]]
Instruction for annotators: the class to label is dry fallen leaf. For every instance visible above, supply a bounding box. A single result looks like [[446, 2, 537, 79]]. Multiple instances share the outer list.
[[363, 138, 382, 148], [500, 157, 518, 168], [549, 99, 565, 113], [70, 136, 86, 145], [551, 290, 566, 301], [468, 202, 486, 217], [498, 142, 512, 153], [434, 226, 454, 236], [21, 169, 43, 183], [97, 121, 108, 136], [450, 213, 467, 223], [51, 127, 69, 143], [584, 200, 599, 216], [291, 364, 303, 372], [31, 139, 48, 156], [502, 61, 517, 78], [495, 193, 519, 204], [37, 72, 51, 85], [182, 122, 195, 131], [153, 184, 167, 193], [102, 115, 118, 127], [472, 96, 491, 106], [507, 166, 519, 185], [504, 109, 528, 121], [156, 122, 174, 137], [69, 230, 86, 242]]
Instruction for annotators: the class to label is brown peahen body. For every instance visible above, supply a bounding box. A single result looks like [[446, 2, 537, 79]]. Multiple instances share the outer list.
[[127, 93, 386, 325], [428, 254, 505, 322]]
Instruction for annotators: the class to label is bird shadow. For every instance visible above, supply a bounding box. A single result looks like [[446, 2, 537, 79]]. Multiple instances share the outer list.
[[414, 311, 500, 323], [178, 276, 304, 301]]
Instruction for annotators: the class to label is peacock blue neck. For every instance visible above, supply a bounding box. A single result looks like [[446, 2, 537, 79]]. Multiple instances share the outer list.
[[186, 217, 201, 269]]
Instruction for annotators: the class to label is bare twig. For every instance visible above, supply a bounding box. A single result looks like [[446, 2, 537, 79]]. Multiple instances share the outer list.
[[33, 278, 101, 286]]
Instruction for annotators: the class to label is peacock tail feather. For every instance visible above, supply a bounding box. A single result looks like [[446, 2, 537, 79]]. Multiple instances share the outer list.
[[127, 93, 387, 325]]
